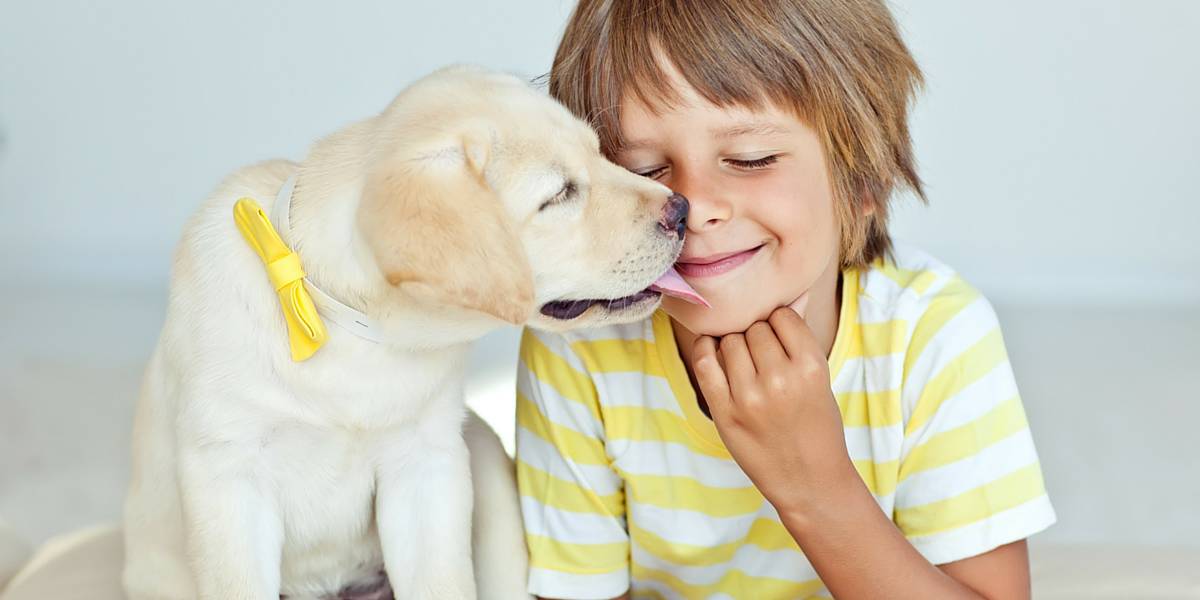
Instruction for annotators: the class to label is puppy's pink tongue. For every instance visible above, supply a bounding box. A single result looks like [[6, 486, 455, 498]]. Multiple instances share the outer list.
[[650, 267, 710, 307]]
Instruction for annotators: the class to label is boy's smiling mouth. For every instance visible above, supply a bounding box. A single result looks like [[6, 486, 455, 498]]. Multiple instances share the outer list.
[[676, 244, 765, 278]]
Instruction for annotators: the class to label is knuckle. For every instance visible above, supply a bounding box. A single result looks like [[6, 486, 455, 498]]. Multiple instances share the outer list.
[[765, 373, 790, 395], [795, 355, 827, 379], [736, 387, 763, 406]]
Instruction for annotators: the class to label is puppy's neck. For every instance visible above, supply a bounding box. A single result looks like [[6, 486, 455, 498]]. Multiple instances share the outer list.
[[277, 163, 504, 351]]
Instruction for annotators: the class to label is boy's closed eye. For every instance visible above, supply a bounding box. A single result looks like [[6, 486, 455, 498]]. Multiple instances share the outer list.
[[632, 153, 783, 180], [725, 153, 781, 170]]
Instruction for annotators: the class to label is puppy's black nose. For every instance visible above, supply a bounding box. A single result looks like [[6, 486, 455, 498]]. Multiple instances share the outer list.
[[659, 192, 689, 238]]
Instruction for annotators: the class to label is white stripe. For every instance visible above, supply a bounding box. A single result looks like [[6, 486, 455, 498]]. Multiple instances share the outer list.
[[856, 270, 954, 326], [607, 439, 751, 488], [896, 427, 1040, 509], [516, 426, 622, 496], [629, 497, 892, 552], [593, 372, 684, 415], [831, 353, 904, 394], [844, 422, 904, 463], [900, 360, 1019, 461], [628, 502, 763, 547], [527, 328, 591, 373], [528, 566, 629, 600], [518, 366, 604, 437], [854, 289, 893, 323], [631, 538, 819, 586], [907, 494, 1057, 565], [520, 495, 628, 544], [857, 260, 955, 311], [565, 318, 655, 343], [901, 295, 1000, 423]]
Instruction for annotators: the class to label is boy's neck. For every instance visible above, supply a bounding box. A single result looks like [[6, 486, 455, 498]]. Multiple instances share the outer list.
[[672, 258, 843, 408]]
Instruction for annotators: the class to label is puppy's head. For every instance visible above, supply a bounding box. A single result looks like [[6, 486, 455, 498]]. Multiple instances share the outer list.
[[359, 66, 685, 331]]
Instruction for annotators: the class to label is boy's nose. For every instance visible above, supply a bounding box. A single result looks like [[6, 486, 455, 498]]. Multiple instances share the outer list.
[[658, 192, 689, 238]]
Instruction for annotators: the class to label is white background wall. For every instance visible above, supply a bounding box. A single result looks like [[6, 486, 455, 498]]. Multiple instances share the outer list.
[[1, 0, 1198, 549], [2, 1, 1197, 304]]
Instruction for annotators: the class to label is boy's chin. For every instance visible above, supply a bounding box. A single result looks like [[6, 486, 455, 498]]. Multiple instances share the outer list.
[[663, 296, 778, 337]]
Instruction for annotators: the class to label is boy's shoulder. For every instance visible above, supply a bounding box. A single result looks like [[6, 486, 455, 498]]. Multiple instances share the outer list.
[[855, 245, 1010, 415], [519, 315, 657, 372], [856, 243, 989, 324], [854, 244, 1006, 385]]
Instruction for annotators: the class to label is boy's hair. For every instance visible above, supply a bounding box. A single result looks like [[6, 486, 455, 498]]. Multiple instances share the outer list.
[[549, 0, 925, 268]]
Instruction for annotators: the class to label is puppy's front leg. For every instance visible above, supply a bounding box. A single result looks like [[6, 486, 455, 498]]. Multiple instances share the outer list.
[[377, 440, 476, 600], [179, 455, 283, 600]]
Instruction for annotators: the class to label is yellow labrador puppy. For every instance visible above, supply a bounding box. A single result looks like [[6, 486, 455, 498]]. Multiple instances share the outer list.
[[121, 66, 696, 600]]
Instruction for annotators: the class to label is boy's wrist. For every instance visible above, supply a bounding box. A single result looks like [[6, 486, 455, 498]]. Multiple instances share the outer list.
[[774, 460, 868, 535]]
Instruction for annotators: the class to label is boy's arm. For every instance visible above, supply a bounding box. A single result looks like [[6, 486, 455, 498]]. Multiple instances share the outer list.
[[776, 460, 1025, 599], [516, 329, 632, 599], [941, 541, 1031, 597], [692, 303, 1051, 599]]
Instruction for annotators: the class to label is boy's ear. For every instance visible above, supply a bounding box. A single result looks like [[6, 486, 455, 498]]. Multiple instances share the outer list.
[[358, 131, 535, 325]]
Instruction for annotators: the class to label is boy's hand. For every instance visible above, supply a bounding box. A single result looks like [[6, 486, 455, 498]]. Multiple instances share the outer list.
[[691, 303, 857, 516]]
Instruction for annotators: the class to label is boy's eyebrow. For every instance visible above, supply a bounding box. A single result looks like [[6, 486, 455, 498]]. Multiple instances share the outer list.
[[617, 121, 792, 153], [712, 121, 792, 139], [618, 138, 658, 152]]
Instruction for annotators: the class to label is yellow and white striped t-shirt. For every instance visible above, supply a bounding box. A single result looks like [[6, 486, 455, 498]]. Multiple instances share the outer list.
[[516, 247, 1056, 599]]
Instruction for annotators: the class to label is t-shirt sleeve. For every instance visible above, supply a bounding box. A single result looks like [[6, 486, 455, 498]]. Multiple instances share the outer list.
[[515, 328, 630, 599], [894, 280, 1057, 565]]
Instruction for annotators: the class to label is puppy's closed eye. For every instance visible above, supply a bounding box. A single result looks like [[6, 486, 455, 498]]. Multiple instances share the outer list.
[[539, 180, 578, 212]]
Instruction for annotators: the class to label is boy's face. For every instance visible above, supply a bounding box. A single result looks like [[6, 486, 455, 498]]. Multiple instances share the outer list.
[[614, 75, 842, 336]]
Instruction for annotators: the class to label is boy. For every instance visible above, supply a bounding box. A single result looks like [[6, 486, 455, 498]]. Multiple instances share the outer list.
[[517, 0, 1055, 598]]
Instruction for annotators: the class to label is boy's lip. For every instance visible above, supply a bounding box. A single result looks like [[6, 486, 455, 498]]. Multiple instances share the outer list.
[[676, 244, 764, 278]]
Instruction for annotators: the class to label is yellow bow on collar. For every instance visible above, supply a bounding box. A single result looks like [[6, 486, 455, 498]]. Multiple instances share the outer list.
[[233, 198, 327, 361]]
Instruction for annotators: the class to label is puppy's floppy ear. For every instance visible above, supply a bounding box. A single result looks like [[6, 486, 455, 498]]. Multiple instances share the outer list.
[[359, 129, 535, 325]]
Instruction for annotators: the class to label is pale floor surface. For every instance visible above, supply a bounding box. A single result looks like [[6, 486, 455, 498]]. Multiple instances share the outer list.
[[2, 284, 1197, 551]]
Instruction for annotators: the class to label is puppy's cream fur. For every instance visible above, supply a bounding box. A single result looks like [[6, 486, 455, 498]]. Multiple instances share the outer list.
[[122, 66, 681, 600]]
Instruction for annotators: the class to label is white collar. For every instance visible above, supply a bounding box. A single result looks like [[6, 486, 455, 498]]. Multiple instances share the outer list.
[[271, 174, 394, 345]]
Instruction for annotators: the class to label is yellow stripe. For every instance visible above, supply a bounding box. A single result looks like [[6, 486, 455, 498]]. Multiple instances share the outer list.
[[852, 458, 899, 497], [902, 277, 979, 383], [836, 387, 902, 428], [519, 333, 603, 423], [526, 533, 628, 574], [905, 329, 1007, 436], [743, 517, 804, 552], [855, 320, 908, 358], [896, 463, 1047, 537], [632, 562, 826, 599], [627, 517, 801, 568], [517, 460, 624, 516], [827, 268, 859, 382], [634, 588, 669, 600], [900, 396, 1028, 479], [571, 338, 664, 376], [603, 406, 730, 460], [629, 520, 738, 566], [625, 474, 762, 518], [517, 394, 610, 466]]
